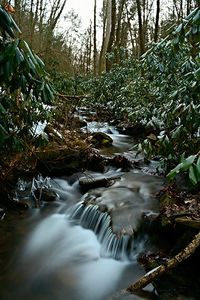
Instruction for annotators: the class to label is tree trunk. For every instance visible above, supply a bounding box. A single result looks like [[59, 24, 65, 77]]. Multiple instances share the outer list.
[[45, 0, 66, 56], [173, 0, 183, 21], [99, 0, 112, 73], [154, 0, 160, 42], [136, 0, 145, 56], [106, 0, 116, 71], [114, 0, 126, 64], [93, 0, 97, 75], [187, 0, 191, 14], [99, 0, 107, 73], [126, 6, 135, 57], [127, 230, 200, 292]]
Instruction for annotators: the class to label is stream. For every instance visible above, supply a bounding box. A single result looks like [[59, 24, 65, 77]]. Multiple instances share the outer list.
[[0, 120, 164, 300]]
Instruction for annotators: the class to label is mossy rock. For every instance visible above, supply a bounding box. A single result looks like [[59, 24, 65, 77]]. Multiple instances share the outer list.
[[91, 132, 113, 147], [159, 193, 176, 210]]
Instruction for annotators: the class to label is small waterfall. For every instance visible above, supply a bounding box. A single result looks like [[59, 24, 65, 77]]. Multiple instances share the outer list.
[[68, 202, 135, 260]]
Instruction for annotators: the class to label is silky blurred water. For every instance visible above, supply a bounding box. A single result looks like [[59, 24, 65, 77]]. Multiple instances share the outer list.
[[0, 122, 162, 300]]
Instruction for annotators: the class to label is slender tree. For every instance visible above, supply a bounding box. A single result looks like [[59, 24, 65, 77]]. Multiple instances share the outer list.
[[154, 0, 160, 42], [99, 0, 112, 73], [106, 0, 116, 71], [114, 0, 126, 63], [136, 0, 145, 55], [93, 0, 97, 75]]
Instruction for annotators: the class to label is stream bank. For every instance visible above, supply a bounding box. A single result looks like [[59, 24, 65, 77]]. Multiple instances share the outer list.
[[0, 111, 200, 300]]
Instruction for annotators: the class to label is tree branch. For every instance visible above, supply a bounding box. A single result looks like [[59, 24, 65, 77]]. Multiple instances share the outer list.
[[127, 230, 200, 292]]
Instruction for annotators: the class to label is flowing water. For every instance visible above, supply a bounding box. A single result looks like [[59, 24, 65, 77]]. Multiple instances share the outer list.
[[0, 121, 163, 300]]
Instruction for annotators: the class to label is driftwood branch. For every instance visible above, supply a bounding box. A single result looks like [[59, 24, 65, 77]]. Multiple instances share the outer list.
[[127, 230, 200, 292]]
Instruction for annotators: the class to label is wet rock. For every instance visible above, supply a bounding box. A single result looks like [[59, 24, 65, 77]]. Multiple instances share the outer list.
[[9, 199, 30, 210], [36, 150, 83, 176], [91, 132, 113, 147], [105, 128, 113, 134], [111, 155, 133, 171], [83, 149, 108, 172], [116, 123, 146, 137], [72, 117, 87, 128], [79, 176, 115, 192], [34, 188, 58, 202], [116, 123, 158, 138], [44, 125, 63, 144]]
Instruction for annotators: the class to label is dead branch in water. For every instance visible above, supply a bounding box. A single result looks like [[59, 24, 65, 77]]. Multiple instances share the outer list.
[[127, 230, 200, 292]]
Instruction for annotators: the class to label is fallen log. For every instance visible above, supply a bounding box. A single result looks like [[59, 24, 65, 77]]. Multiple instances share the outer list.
[[127, 230, 200, 292], [57, 93, 88, 100]]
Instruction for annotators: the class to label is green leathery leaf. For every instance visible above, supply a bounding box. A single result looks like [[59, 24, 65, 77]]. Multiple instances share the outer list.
[[45, 83, 54, 100], [4, 60, 12, 79], [194, 164, 200, 182], [3, 40, 19, 60], [186, 7, 199, 20], [189, 165, 198, 185], [192, 25, 198, 34], [181, 155, 196, 171], [0, 8, 12, 26], [26, 57, 37, 74], [176, 24, 183, 33], [35, 54, 45, 68], [20, 75, 27, 92], [10, 16, 21, 33], [42, 87, 49, 104], [192, 9, 200, 23], [0, 123, 8, 135], [22, 40, 38, 65], [2, 9, 21, 33], [0, 102, 6, 113], [15, 47, 24, 65], [195, 155, 200, 176], [167, 155, 197, 181]]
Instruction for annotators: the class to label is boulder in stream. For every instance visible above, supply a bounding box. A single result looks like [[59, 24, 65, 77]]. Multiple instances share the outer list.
[[91, 132, 113, 147], [34, 188, 58, 202]]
